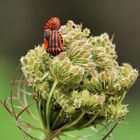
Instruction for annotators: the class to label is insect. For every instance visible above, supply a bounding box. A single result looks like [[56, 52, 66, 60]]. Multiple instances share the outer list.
[[44, 17, 65, 56]]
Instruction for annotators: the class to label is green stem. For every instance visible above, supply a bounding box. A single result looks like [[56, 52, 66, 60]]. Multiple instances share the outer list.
[[46, 80, 58, 131], [81, 114, 98, 128], [101, 122, 118, 140], [37, 101, 47, 128], [120, 91, 127, 102], [62, 133, 78, 139], [64, 112, 85, 130], [52, 109, 62, 130]]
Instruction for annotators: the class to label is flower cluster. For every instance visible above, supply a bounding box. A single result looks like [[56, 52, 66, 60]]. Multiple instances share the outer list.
[[60, 20, 90, 46], [20, 46, 51, 96], [19, 20, 138, 139], [49, 52, 84, 86], [88, 33, 118, 69]]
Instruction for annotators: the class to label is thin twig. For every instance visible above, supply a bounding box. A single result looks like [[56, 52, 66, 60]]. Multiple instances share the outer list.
[[16, 103, 35, 121], [23, 81, 41, 122], [17, 122, 39, 140], [62, 133, 79, 140], [95, 122, 111, 136], [51, 126, 65, 140], [19, 119, 46, 134], [3, 99, 13, 116], [10, 91, 17, 118], [101, 122, 118, 140], [11, 63, 21, 86]]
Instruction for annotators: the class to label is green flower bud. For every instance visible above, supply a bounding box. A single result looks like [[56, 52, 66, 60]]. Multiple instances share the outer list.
[[71, 90, 105, 111], [114, 63, 138, 91], [67, 40, 92, 68], [60, 21, 90, 47], [50, 52, 84, 86], [53, 89, 75, 113], [89, 33, 118, 69], [85, 69, 118, 94], [107, 104, 128, 120], [20, 45, 51, 85]]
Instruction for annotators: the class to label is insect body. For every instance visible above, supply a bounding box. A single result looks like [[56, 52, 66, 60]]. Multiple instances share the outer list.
[[44, 17, 64, 56]]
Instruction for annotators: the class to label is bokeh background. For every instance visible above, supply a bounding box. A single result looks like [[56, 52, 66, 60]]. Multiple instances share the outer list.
[[0, 0, 140, 139]]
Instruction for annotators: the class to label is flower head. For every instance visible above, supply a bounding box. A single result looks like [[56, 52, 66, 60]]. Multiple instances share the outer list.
[[13, 19, 139, 140]]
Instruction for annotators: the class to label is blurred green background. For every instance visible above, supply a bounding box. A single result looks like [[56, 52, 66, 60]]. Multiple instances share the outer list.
[[0, 0, 140, 139]]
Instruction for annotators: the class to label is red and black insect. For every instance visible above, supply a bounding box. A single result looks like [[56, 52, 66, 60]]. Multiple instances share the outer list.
[[44, 17, 65, 56]]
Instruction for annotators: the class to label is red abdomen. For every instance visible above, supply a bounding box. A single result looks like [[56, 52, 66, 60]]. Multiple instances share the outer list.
[[44, 30, 64, 56]]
